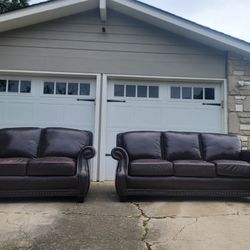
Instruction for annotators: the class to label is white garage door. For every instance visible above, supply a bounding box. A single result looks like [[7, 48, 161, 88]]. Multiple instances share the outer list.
[[104, 79, 225, 180], [0, 76, 96, 130]]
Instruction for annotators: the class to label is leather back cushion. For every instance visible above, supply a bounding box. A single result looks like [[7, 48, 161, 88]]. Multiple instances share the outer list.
[[201, 133, 241, 161], [39, 128, 92, 158], [119, 131, 161, 160], [163, 132, 202, 161], [0, 127, 41, 158]]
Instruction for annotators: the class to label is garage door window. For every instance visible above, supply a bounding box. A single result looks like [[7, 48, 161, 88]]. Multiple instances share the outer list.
[[114, 85, 124, 97], [126, 85, 136, 97], [8, 80, 19, 92], [56, 82, 66, 95], [80, 83, 90, 96], [171, 87, 180, 99], [0, 80, 7, 92], [193, 88, 203, 99], [114, 84, 159, 99], [149, 86, 159, 98], [137, 86, 147, 97], [0, 79, 31, 94], [20, 81, 31, 93], [205, 88, 215, 100], [182, 87, 192, 99], [171, 86, 215, 100], [43, 81, 91, 96], [68, 83, 78, 95], [44, 82, 54, 94]]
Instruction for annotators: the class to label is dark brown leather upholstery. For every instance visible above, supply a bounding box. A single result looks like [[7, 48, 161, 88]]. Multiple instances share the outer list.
[[129, 159, 173, 176], [39, 127, 92, 158], [112, 131, 250, 200], [173, 160, 216, 177], [201, 133, 241, 161], [0, 158, 28, 176], [214, 160, 250, 177], [163, 132, 202, 161], [0, 128, 41, 158], [0, 127, 95, 201], [27, 157, 76, 176], [117, 131, 161, 160], [240, 150, 250, 162]]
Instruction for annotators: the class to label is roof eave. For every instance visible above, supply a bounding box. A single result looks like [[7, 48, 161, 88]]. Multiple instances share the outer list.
[[0, 0, 98, 32]]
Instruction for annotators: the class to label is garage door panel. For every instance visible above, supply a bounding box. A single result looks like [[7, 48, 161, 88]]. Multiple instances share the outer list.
[[37, 103, 64, 124], [0, 101, 5, 124], [162, 107, 222, 132], [64, 104, 95, 130], [6, 101, 34, 124], [107, 104, 163, 128]]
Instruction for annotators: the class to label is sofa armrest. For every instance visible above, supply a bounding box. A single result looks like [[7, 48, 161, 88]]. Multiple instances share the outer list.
[[240, 150, 250, 162], [76, 146, 95, 199], [111, 147, 129, 174], [79, 146, 96, 160]]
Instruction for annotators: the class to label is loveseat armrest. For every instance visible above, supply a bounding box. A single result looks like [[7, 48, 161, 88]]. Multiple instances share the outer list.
[[76, 146, 95, 200], [79, 146, 96, 160], [111, 147, 129, 174], [240, 150, 250, 162]]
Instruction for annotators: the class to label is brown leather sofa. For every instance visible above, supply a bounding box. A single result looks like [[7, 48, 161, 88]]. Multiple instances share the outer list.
[[0, 127, 95, 202], [111, 131, 250, 201]]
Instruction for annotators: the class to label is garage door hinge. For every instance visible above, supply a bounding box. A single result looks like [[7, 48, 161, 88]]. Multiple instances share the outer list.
[[77, 98, 95, 102], [107, 99, 126, 103], [202, 101, 224, 107]]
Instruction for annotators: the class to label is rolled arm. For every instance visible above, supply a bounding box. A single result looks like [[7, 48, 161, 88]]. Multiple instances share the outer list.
[[240, 150, 250, 162], [111, 147, 129, 173], [79, 146, 96, 160], [111, 147, 129, 198], [76, 146, 95, 199]]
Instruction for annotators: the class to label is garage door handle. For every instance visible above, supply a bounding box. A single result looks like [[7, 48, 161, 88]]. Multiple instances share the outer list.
[[202, 103, 221, 106], [77, 98, 95, 102], [105, 154, 112, 156], [107, 99, 126, 103]]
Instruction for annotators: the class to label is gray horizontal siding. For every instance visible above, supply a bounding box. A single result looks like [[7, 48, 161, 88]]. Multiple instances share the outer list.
[[0, 9, 226, 78]]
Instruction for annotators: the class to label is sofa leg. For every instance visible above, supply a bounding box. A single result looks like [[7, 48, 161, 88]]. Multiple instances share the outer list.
[[77, 196, 85, 203]]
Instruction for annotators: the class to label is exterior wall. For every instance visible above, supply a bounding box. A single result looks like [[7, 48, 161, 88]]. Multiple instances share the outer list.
[[0, 9, 226, 78], [228, 52, 250, 149]]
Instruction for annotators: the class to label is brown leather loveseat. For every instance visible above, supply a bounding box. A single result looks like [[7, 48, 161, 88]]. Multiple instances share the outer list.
[[0, 127, 95, 202], [111, 131, 250, 201]]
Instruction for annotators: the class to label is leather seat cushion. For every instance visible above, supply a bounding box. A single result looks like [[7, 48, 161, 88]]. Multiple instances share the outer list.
[[0, 158, 28, 176], [129, 159, 173, 176], [27, 157, 76, 176], [214, 160, 250, 177], [163, 132, 202, 161], [121, 132, 162, 160], [201, 133, 241, 161], [173, 160, 216, 177]]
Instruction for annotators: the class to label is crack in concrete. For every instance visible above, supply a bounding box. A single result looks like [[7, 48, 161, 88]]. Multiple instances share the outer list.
[[172, 218, 198, 241], [131, 202, 154, 250]]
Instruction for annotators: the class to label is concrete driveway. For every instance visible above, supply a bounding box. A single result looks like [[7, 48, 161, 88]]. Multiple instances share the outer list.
[[0, 182, 250, 250]]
